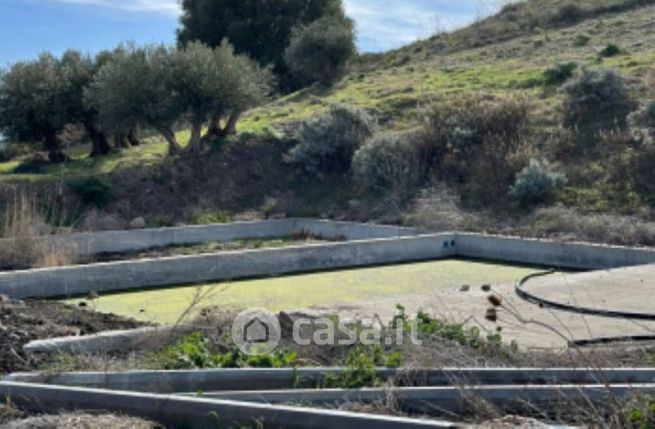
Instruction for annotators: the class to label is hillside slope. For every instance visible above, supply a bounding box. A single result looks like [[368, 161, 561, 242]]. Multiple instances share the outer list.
[[242, 0, 654, 133]]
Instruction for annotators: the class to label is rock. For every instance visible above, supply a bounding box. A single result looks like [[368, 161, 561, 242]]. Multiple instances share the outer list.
[[129, 217, 147, 230], [460, 285, 471, 292]]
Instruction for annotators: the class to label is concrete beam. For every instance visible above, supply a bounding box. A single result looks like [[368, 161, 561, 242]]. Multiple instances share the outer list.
[[190, 384, 655, 415], [22, 325, 194, 354], [0, 233, 456, 299], [7, 368, 655, 394], [0, 219, 418, 258], [455, 233, 655, 270], [0, 381, 454, 429]]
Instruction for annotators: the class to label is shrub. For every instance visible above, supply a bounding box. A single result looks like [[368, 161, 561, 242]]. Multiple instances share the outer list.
[[285, 16, 356, 87], [632, 142, 655, 203], [562, 69, 636, 151], [598, 43, 623, 58], [68, 176, 113, 208], [290, 104, 377, 175], [551, 2, 585, 24], [419, 96, 529, 204], [510, 159, 567, 207], [542, 62, 577, 85], [352, 132, 422, 193], [573, 33, 591, 47], [629, 100, 655, 137]]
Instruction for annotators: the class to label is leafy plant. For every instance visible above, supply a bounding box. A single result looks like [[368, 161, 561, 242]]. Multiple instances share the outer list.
[[598, 43, 623, 58], [510, 159, 567, 208], [68, 176, 113, 208], [290, 104, 377, 176], [352, 131, 422, 193], [322, 345, 402, 389], [542, 62, 578, 85], [153, 333, 298, 370], [573, 33, 591, 47]]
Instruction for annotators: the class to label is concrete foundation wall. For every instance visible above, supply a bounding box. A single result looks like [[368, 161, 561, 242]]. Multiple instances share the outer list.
[[0, 219, 418, 257], [2, 219, 655, 300], [455, 233, 655, 270], [0, 234, 456, 299], [0, 381, 452, 429]]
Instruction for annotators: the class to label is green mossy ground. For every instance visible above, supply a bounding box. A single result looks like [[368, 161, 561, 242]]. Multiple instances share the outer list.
[[65, 259, 542, 324]]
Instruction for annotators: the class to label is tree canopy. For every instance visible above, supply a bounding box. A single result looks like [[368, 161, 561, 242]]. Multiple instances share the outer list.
[[177, 0, 349, 88], [0, 54, 71, 162], [87, 41, 272, 155]]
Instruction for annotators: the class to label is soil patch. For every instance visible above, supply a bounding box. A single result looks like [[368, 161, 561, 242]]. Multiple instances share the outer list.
[[0, 298, 147, 374]]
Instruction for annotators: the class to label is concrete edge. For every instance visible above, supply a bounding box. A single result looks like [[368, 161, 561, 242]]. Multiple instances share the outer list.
[[7, 368, 655, 393], [0, 381, 454, 429], [22, 325, 196, 354], [0, 233, 457, 299], [0, 218, 419, 257], [184, 383, 655, 414]]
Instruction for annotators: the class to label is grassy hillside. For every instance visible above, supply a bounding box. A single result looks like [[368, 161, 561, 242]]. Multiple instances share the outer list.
[[243, 0, 654, 131], [1, 0, 654, 244]]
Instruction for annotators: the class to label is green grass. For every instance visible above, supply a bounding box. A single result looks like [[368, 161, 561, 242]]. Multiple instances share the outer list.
[[2, 0, 654, 188], [65, 259, 543, 324]]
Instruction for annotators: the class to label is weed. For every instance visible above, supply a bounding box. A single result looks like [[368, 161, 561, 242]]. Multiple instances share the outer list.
[[573, 33, 591, 47], [322, 345, 402, 389], [542, 62, 578, 85], [68, 176, 113, 209], [599, 43, 623, 58], [152, 333, 298, 370]]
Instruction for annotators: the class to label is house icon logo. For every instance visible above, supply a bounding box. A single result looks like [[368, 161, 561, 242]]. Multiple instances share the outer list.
[[232, 309, 281, 356]]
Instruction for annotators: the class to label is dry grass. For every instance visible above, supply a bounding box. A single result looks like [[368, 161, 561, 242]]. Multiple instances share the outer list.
[[3, 413, 160, 429], [0, 192, 78, 269], [647, 67, 655, 96]]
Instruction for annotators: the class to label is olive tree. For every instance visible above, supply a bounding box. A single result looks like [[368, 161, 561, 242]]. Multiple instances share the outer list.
[[204, 41, 273, 141], [87, 45, 185, 155], [88, 42, 271, 155], [59, 50, 112, 157], [0, 54, 70, 162]]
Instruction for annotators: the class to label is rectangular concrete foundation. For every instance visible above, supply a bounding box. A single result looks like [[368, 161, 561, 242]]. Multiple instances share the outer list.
[[2, 220, 655, 300]]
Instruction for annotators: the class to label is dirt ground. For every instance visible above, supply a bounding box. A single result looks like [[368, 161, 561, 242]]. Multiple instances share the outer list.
[[0, 297, 146, 374]]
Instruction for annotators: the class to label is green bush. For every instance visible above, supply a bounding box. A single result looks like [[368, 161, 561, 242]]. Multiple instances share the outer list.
[[68, 177, 113, 208], [419, 96, 529, 205], [573, 33, 591, 47], [629, 100, 655, 136], [322, 345, 402, 389], [542, 62, 578, 85], [352, 132, 422, 193], [154, 333, 297, 370], [598, 43, 623, 58], [562, 69, 636, 151], [285, 16, 356, 87], [290, 104, 377, 176], [510, 159, 567, 207]]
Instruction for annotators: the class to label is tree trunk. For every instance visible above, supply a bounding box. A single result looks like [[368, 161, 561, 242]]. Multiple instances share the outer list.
[[219, 112, 240, 137], [86, 121, 111, 157], [114, 133, 130, 149], [156, 126, 182, 156], [203, 112, 222, 140], [186, 120, 204, 154], [127, 128, 141, 146], [43, 129, 67, 163]]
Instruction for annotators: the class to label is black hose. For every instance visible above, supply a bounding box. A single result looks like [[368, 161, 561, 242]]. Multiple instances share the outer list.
[[570, 336, 655, 347]]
